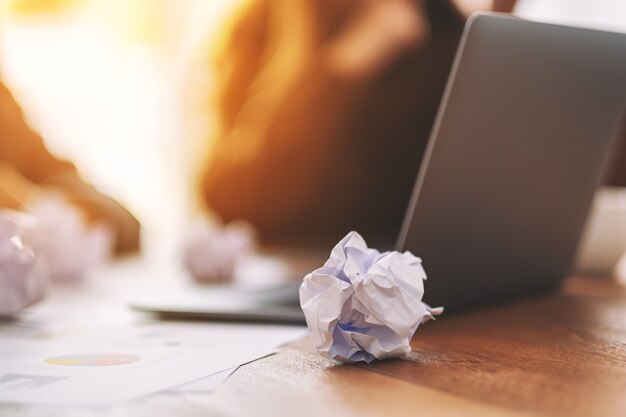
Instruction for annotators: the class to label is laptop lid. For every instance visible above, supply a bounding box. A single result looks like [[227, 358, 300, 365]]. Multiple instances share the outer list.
[[397, 14, 626, 311]]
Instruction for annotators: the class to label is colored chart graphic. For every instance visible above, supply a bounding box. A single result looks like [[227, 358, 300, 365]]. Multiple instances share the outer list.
[[44, 353, 141, 367]]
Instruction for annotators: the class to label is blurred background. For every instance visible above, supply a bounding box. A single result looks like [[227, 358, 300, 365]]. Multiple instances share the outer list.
[[0, 0, 236, 256], [1, 0, 625, 259]]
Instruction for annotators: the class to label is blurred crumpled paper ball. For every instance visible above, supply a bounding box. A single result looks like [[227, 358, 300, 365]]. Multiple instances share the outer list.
[[27, 194, 113, 282], [299, 231, 443, 363], [0, 210, 49, 315], [182, 218, 255, 284]]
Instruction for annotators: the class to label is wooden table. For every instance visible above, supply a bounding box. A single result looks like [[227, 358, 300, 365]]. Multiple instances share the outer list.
[[195, 275, 626, 417], [2, 271, 626, 417]]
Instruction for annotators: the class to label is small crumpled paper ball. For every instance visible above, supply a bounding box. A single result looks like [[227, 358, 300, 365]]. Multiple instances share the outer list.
[[27, 194, 113, 282], [182, 218, 255, 284], [299, 231, 443, 363], [0, 210, 49, 315]]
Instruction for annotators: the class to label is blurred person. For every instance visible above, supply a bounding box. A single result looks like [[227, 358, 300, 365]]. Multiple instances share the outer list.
[[201, 0, 518, 248], [0, 81, 140, 254]]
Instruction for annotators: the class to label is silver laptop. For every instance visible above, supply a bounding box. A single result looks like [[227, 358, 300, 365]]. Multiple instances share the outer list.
[[398, 13, 626, 311], [133, 14, 626, 321]]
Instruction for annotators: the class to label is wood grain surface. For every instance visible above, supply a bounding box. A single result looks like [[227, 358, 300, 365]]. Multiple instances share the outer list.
[[1, 273, 625, 417]]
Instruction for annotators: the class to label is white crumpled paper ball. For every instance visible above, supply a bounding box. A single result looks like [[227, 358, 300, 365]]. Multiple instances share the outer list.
[[299, 231, 443, 363], [0, 210, 49, 315], [27, 194, 113, 282], [182, 218, 255, 284]]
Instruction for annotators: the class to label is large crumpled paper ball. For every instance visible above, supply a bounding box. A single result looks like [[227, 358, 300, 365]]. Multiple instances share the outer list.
[[182, 218, 255, 284], [299, 231, 443, 363], [0, 210, 49, 315], [27, 195, 113, 282]]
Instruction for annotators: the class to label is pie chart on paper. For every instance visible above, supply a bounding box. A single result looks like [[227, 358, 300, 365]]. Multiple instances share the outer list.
[[44, 353, 141, 367]]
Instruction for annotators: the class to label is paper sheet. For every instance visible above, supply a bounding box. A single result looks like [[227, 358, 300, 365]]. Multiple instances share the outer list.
[[0, 322, 304, 405], [0, 342, 234, 406], [169, 367, 237, 392]]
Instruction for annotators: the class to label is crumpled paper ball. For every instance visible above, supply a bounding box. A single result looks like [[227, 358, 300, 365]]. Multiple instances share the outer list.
[[299, 231, 443, 363], [182, 218, 255, 284], [0, 210, 49, 315], [27, 194, 113, 282]]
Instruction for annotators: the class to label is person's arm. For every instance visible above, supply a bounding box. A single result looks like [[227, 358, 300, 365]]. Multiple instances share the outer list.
[[0, 163, 38, 209], [0, 82, 140, 253], [203, 60, 368, 241], [203, 0, 432, 243]]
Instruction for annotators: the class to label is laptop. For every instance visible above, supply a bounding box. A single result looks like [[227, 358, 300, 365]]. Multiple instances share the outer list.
[[132, 13, 626, 321], [398, 13, 626, 310]]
